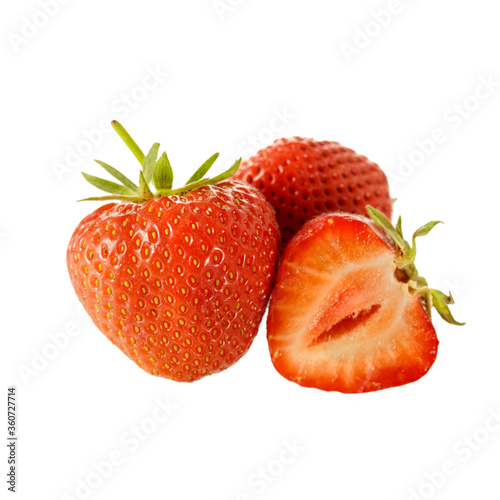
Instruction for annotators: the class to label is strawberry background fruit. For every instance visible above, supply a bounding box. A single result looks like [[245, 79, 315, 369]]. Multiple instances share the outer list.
[[267, 208, 462, 393], [67, 122, 280, 382], [234, 137, 392, 247]]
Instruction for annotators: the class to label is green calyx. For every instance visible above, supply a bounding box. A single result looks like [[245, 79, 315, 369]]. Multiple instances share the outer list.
[[366, 206, 464, 326], [79, 121, 241, 203]]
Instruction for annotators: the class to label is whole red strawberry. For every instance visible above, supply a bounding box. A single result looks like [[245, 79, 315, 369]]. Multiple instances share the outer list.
[[67, 122, 280, 382], [267, 207, 463, 393], [234, 138, 392, 247]]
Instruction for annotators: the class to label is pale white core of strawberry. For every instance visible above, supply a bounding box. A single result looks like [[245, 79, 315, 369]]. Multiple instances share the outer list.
[[273, 252, 413, 377]]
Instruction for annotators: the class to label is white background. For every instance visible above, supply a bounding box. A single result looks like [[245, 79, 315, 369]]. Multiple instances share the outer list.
[[1, 1, 499, 499]]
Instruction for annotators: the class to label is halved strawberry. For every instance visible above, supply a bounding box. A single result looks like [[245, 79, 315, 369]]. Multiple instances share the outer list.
[[267, 208, 463, 393]]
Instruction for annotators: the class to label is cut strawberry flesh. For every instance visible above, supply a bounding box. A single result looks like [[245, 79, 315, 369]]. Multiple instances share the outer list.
[[267, 214, 439, 393], [312, 303, 381, 347]]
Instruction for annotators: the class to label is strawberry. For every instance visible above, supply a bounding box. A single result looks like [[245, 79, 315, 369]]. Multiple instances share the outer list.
[[67, 121, 280, 382], [234, 137, 392, 248], [267, 207, 463, 393]]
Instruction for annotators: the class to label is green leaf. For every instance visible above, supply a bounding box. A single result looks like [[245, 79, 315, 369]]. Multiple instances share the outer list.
[[111, 121, 145, 165], [142, 143, 160, 185], [395, 216, 403, 237], [366, 205, 407, 251], [208, 158, 242, 185], [186, 153, 220, 184], [138, 171, 154, 199], [81, 172, 133, 196], [157, 179, 203, 197], [430, 289, 465, 326], [94, 160, 138, 193], [157, 158, 242, 197], [413, 220, 442, 239], [410, 220, 443, 261], [78, 195, 146, 203], [152, 152, 173, 190], [160, 179, 207, 197], [367, 207, 463, 328]]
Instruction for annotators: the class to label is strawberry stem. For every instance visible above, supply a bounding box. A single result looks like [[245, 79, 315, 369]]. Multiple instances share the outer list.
[[366, 205, 464, 326], [79, 120, 244, 204], [111, 120, 145, 165]]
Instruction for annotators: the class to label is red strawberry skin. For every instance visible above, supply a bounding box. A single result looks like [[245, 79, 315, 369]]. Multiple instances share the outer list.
[[267, 213, 438, 393], [234, 138, 392, 247], [67, 181, 280, 382]]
